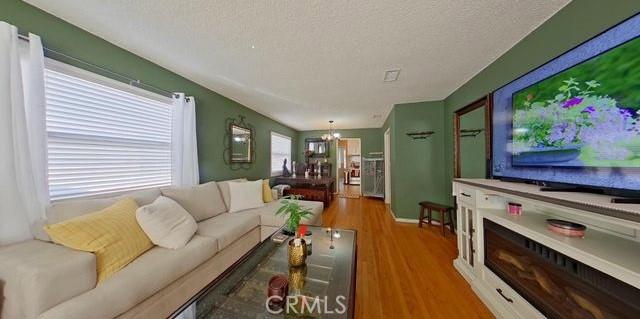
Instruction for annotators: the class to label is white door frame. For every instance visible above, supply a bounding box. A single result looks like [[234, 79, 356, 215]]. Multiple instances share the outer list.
[[384, 128, 391, 204], [334, 140, 344, 193], [335, 137, 361, 194]]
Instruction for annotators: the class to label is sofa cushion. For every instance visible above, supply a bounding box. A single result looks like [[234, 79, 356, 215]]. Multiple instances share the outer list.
[[45, 188, 161, 225], [0, 240, 96, 319], [228, 180, 264, 213], [197, 213, 259, 250], [136, 196, 197, 249], [160, 182, 226, 222], [217, 178, 248, 210], [38, 235, 217, 319], [44, 198, 153, 282], [241, 198, 324, 227]]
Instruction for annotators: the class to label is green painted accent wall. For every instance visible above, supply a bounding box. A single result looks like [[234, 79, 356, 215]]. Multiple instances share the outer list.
[[296, 128, 383, 183], [442, 0, 640, 204], [459, 107, 486, 179], [383, 101, 447, 219], [1, 0, 298, 183]]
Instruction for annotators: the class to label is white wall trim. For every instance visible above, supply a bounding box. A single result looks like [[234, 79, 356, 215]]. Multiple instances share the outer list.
[[395, 218, 419, 224], [383, 127, 391, 204], [387, 206, 419, 224], [387, 204, 396, 219]]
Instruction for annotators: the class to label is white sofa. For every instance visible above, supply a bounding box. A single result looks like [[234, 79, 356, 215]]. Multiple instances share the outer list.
[[0, 179, 323, 319]]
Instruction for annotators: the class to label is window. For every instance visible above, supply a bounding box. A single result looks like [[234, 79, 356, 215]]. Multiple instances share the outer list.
[[270, 132, 292, 176], [44, 60, 174, 200]]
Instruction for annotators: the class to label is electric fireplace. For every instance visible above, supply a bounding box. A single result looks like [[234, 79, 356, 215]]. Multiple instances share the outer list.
[[484, 219, 640, 319]]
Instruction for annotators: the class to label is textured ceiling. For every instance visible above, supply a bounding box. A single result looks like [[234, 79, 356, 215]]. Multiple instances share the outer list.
[[25, 0, 569, 130]]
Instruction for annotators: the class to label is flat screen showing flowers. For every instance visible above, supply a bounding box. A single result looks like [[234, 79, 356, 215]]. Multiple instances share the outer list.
[[512, 36, 640, 168]]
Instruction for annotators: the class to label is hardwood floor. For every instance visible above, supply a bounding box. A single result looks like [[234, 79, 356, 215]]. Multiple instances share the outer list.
[[322, 197, 493, 319]]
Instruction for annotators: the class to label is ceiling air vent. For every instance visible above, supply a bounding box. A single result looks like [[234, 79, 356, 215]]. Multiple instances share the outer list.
[[383, 69, 400, 82]]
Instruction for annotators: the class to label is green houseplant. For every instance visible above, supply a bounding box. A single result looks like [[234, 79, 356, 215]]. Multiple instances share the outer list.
[[275, 195, 313, 235]]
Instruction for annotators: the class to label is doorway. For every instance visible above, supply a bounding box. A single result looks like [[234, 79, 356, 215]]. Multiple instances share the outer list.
[[384, 128, 391, 204], [336, 138, 361, 198]]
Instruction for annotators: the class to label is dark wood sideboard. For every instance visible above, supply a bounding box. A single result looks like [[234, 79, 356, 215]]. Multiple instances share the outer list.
[[274, 176, 335, 207]]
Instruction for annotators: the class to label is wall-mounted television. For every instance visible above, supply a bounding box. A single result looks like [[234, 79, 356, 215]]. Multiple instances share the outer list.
[[492, 13, 640, 195]]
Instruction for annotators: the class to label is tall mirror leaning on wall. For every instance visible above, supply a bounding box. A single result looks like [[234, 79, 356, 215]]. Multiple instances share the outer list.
[[454, 95, 492, 179]]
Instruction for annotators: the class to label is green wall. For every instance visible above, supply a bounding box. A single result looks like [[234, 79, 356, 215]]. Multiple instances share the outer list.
[[1, 0, 298, 183], [383, 101, 447, 219], [442, 0, 640, 204], [296, 128, 383, 182]]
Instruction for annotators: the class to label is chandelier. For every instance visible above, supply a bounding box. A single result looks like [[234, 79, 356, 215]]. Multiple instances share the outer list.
[[321, 120, 341, 141]]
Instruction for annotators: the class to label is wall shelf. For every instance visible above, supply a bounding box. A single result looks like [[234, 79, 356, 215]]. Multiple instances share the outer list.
[[460, 128, 484, 138], [406, 131, 435, 139]]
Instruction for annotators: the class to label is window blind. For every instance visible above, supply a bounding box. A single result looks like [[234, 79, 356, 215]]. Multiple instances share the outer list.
[[271, 132, 292, 176], [44, 67, 173, 201]]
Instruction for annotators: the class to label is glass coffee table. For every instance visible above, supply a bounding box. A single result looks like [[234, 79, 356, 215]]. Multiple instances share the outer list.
[[171, 226, 357, 319]]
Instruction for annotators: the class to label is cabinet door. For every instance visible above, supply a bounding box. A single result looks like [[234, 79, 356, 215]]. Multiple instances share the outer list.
[[467, 206, 476, 267], [456, 203, 476, 269]]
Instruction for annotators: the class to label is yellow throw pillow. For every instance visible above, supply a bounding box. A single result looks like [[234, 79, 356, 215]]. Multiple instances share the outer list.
[[262, 179, 274, 203], [44, 198, 153, 282]]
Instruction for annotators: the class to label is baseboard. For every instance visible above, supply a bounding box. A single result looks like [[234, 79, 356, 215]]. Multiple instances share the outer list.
[[395, 218, 419, 224], [387, 205, 397, 219], [387, 207, 419, 224]]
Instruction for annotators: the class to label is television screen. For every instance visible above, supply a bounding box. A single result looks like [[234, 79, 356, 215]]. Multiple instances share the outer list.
[[492, 12, 640, 193], [512, 36, 640, 168]]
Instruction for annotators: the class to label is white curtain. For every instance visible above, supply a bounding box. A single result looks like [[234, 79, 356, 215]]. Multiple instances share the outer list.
[[0, 23, 48, 245], [171, 93, 199, 187]]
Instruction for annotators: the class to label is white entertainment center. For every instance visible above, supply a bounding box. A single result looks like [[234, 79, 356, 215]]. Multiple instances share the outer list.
[[452, 179, 640, 319]]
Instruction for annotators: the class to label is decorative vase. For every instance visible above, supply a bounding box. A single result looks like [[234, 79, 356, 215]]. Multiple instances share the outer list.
[[287, 238, 307, 267], [288, 264, 308, 294]]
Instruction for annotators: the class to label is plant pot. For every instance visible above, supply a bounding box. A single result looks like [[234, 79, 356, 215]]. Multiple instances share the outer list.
[[287, 238, 307, 267], [282, 226, 296, 236], [513, 145, 581, 165]]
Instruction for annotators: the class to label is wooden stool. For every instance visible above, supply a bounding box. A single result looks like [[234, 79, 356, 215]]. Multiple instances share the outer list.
[[419, 201, 454, 236]]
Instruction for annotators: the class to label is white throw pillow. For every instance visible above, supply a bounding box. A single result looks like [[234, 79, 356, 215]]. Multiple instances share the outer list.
[[228, 180, 265, 213], [136, 196, 197, 249]]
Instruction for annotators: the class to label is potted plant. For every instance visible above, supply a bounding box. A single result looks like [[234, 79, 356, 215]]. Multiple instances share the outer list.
[[275, 195, 313, 235], [276, 195, 313, 267]]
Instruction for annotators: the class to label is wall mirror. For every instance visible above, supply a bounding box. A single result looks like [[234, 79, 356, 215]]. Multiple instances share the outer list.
[[305, 138, 329, 157], [230, 124, 253, 163], [454, 95, 493, 178]]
